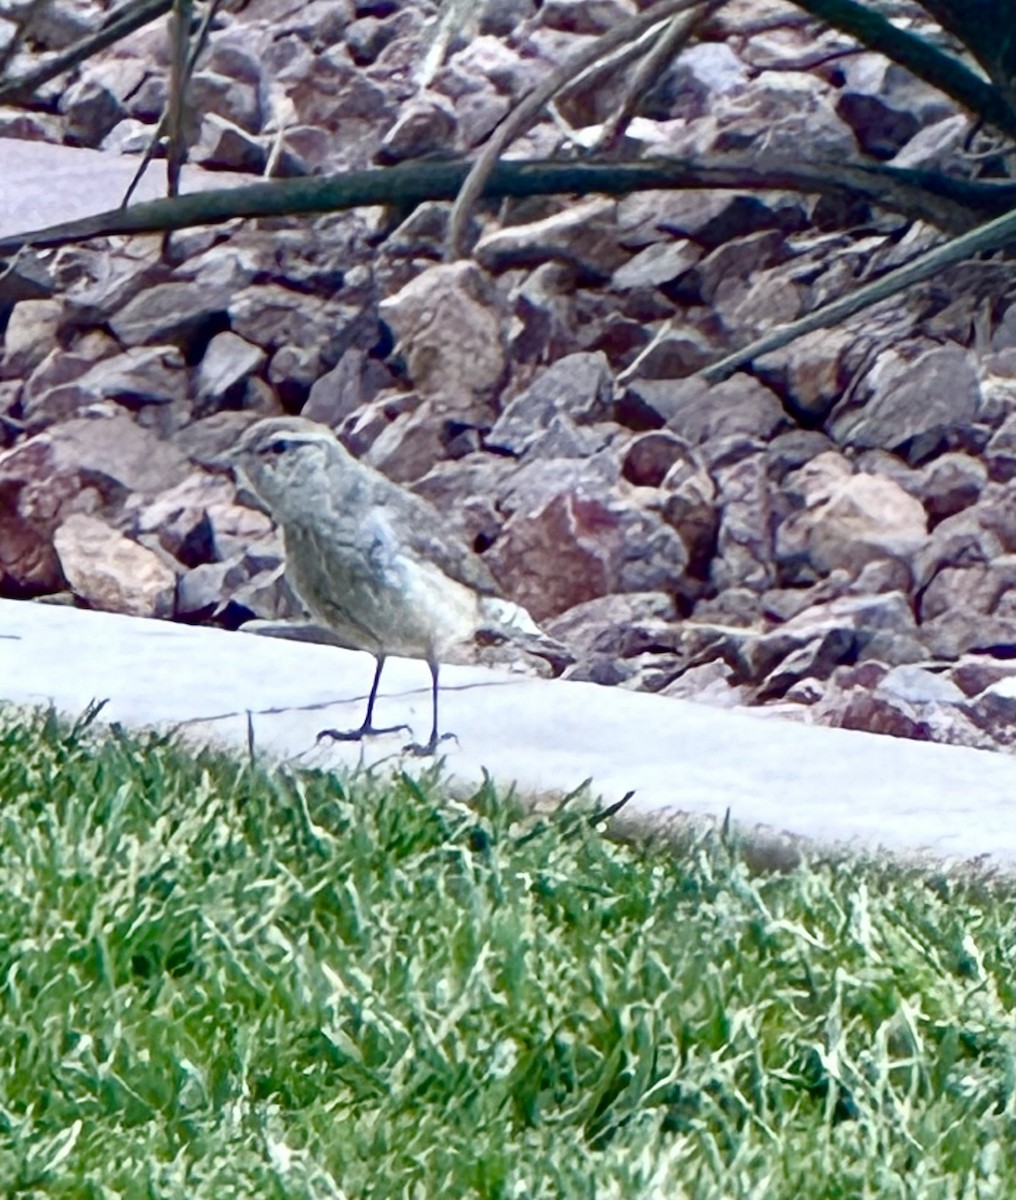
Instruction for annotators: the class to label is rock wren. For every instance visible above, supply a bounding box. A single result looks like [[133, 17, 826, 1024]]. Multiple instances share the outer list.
[[230, 416, 569, 754]]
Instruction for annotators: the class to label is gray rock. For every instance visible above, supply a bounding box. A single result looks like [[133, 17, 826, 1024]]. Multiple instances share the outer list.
[[110, 281, 234, 349], [487, 351, 613, 456], [196, 333, 267, 408], [830, 345, 982, 464]]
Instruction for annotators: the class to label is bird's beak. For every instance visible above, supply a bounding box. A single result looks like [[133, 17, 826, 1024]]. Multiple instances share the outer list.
[[205, 449, 237, 471]]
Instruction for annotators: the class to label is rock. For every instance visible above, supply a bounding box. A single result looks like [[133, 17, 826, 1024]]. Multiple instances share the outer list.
[[777, 451, 927, 580], [764, 430, 837, 482], [836, 91, 920, 159], [621, 431, 688, 488], [196, 332, 267, 410], [622, 374, 786, 444], [0, 250, 53, 307], [487, 351, 613, 456], [985, 413, 1016, 482], [740, 592, 917, 687], [878, 664, 965, 705], [192, 114, 268, 173], [920, 556, 1016, 622], [949, 656, 1016, 699], [756, 327, 854, 422], [611, 240, 701, 291], [0, 489, 64, 596], [303, 349, 384, 427], [176, 557, 251, 620], [661, 659, 750, 708], [486, 490, 623, 622], [375, 91, 458, 162], [834, 690, 934, 741], [913, 502, 1015, 595], [364, 403, 458, 483], [756, 626, 857, 700], [617, 505, 690, 596], [963, 677, 1016, 748], [627, 328, 718, 379], [53, 514, 176, 618], [379, 262, 505, 409], [658, 451, 718, 577], [187, 71, 262, 135], [126, 473, 237, 567], [710, 450, 775, 592], [830, 345, 982, 464], [661, 192, 803, 250], [920, 611, 1016, 660], [892, 114, 969, 169], [540, 0, 636, 34], [544, 590, 678, 671], [23, 346, 186, 423], [474, 198, 626, 279], [110, 281, 234, 350], [505, 261, 578, 364], [59, 74, 125, 147], [1, 415, 190, 540], [1, 298, 63, 377], [689, 229, 790, 304]]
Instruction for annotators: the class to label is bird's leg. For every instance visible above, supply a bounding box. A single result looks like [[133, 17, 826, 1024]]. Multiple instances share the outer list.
[[318, 656, 410, 742], [404, 660, 456, 756]]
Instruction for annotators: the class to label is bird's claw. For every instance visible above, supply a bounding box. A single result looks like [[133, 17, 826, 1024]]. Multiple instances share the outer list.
[[317, 723, 410, 743], [402, 731, 458, 757]]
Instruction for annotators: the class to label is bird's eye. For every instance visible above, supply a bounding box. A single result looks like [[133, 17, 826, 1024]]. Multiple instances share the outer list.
[[261, 439, 289, 456]]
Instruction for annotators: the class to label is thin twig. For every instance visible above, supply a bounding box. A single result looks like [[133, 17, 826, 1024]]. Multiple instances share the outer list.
[[0, 0, 172, 102], [121, 0, 224, 209], [596, 1, 723, 152], [444, 0, 704, 260]]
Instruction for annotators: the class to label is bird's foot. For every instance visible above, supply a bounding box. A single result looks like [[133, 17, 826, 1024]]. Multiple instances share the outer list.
[[317, 722, 410, 743], [402, 731, 458, 757]]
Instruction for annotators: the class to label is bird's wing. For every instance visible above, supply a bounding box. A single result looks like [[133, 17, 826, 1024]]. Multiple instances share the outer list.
[[366, 473, 505, 598], [284, 522, 384, 653]]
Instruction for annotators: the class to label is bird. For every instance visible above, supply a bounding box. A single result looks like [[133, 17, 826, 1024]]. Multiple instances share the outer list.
[[229, 415, 569, 755]]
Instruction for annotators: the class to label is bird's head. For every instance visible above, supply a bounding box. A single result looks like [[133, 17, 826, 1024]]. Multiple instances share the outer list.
[[229, 416, 347, 518]]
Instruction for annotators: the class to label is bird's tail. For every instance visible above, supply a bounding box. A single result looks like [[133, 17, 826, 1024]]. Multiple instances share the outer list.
[[477, 597, 574, 676]]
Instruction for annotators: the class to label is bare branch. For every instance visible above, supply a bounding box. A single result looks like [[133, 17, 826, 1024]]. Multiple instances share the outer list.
[[1, 156, 1012, 258]]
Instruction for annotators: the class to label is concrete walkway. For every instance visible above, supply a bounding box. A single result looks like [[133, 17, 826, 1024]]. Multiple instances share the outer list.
[[1, 598, 1013, 870], [0, 600, 1012, 873]]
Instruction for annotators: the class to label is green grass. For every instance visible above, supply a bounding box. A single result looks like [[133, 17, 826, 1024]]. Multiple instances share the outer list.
[[0, 703, 1012, 1199]]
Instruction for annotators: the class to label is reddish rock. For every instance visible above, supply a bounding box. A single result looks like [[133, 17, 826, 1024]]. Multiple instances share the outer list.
[[486, 491, 624, 622], [949, 657, 1016, 699], [711, 450, 775, 592], [621, 431, 689, 489]]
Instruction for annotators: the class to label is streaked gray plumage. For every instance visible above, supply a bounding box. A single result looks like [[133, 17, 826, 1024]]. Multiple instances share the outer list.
[[231, 415, 564, 753]]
